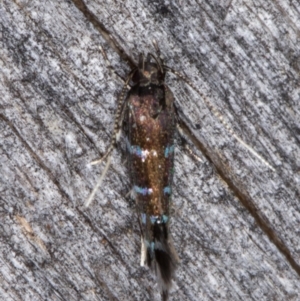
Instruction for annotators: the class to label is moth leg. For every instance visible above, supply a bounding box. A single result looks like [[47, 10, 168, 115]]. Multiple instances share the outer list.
[[84, 156, 112, 207], [140, 236, 147, 267], [152, 39, 164, 66]]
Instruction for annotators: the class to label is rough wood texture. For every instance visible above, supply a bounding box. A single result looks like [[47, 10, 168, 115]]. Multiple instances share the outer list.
[[1, 1, 299, 300]]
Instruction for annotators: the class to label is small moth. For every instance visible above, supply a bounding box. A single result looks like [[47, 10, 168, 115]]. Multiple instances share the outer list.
[[85, 42, 274, 301], [125, 51, 178, 301]]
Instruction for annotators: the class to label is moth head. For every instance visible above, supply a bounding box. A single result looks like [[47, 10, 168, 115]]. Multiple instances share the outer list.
[[132, 53, 165, 86]]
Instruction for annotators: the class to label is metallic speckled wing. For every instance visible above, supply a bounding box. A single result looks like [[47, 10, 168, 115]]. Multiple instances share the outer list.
[[125, 83, 175, 228]]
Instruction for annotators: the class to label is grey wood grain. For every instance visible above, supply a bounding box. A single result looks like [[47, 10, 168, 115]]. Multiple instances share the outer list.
[[0, 0, 299, 300]]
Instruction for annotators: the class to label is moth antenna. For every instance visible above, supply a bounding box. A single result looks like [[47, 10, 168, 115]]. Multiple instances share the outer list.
[[85, 47, 135, 206], [165, 66, 275, 172], [152, 39, 164, 63], [152, 39, 160, 56], [149, 53, 164, 74], [138, 53, 145, 72], [84, 156, 112, 207]]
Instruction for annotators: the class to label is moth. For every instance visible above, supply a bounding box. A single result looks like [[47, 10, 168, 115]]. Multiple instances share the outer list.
[[84, 42, 274, 301]]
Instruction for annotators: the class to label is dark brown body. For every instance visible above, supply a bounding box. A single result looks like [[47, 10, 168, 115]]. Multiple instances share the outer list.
[[126, 84, 175, 221], [124, 55, 178, 300]]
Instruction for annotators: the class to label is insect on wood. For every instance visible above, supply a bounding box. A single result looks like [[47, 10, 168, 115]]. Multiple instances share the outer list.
[[84, 41, 275, 301]]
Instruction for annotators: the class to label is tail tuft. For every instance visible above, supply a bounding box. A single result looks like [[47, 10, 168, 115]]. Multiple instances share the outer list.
[[141, 222, 178, 301]]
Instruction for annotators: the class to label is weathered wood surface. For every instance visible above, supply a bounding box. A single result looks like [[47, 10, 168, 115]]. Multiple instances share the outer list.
[[1, 1, 299, 300]]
